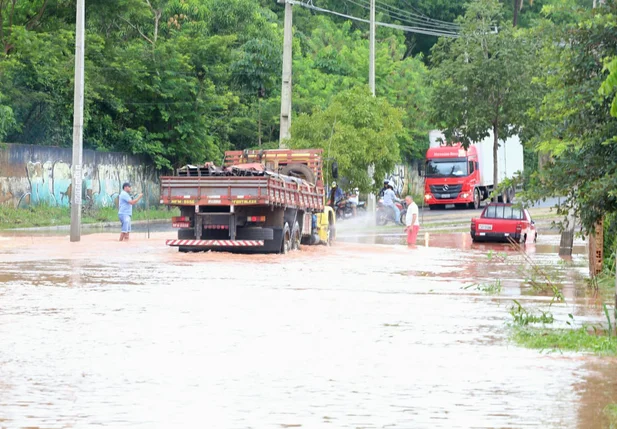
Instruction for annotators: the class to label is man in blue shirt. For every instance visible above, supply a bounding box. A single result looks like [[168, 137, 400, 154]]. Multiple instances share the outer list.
[[118, 182, 143, 241], [328, 181, 344, 209]]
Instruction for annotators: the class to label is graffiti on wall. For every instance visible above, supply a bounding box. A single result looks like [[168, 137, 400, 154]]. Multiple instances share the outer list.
[[386, 164, 406, 196], [385, 163, 424, 197], [0, 144, 160, 209]]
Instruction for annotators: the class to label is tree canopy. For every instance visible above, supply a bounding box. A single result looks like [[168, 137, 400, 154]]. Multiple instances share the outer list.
[[288, 87, 403, 192], [520, 0, 617, 233], [429, 0, 536, 199]]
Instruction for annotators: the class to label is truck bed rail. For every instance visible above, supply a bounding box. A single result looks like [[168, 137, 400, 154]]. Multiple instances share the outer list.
[[160, 174, 324, 211]]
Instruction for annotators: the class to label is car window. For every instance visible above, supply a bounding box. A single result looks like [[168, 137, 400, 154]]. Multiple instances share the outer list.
[[504, 206, 524, 220], [483, 205, 524, 219]]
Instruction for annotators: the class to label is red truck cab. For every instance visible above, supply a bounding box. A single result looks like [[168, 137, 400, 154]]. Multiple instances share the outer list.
[[424, 143, 481, 210]]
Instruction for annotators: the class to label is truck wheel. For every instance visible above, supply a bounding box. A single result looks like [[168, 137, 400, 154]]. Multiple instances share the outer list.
[[472, 189, 481, 210], [280, 222, 291, 254], [327, 224, 336, 246], [279, 163, 316, 184], [178, 228, 195, 239], [291, 222, 301, 250]]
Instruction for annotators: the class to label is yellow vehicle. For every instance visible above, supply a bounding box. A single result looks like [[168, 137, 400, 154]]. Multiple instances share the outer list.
[[160, 149, 336, 253]]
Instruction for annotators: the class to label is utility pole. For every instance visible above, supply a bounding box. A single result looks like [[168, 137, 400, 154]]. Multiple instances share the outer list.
[[279, 0, 293, 148], [366, 0, 377, 216], [369, 0, 375, 96], [70, 0, 85, 242]]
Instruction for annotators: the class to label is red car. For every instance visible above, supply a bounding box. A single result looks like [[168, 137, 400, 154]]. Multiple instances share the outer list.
[[470, 203, 537, 243]]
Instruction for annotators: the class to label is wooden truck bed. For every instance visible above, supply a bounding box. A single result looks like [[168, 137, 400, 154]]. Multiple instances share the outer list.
[[160, 173, 324, 211]]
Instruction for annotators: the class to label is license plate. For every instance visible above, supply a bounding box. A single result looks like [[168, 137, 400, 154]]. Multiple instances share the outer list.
[[172, 222, 190, 228], [478, 224, 493, 231], [441, 193, 450, 199]]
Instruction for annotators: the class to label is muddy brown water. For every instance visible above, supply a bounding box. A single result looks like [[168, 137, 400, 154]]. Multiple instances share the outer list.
[[0, 229, 616, 428]]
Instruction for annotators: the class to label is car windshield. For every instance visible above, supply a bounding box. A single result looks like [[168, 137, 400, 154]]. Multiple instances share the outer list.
[[482, 205, 524, 220], [426, 158, 468, 178]]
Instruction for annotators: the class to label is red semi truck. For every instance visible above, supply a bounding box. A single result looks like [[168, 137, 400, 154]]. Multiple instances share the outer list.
[[423, 130, 524, 210], [160, 149, 336, 253]]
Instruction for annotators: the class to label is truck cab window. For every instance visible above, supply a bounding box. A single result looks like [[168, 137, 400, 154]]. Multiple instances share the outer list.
[[468, 161, 475, 174], [425, 158, 469, 178]]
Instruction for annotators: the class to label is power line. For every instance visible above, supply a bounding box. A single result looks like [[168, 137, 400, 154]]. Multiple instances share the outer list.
[[374, 0, 461, 29], [342, 0, 459, 32], [289, 0, 459, 38]]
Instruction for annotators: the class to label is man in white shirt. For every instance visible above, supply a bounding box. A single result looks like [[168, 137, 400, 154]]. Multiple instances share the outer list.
[[404, 195, 420, 247]]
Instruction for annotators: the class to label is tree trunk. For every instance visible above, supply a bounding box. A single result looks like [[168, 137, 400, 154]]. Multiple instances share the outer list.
[[513, 0, 520, 27], [493, 124, 499, 202]]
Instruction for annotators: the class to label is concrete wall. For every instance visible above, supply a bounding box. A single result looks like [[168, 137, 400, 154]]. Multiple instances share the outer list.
[[0, 144, 160, 209], [386, 161, 424, 198]]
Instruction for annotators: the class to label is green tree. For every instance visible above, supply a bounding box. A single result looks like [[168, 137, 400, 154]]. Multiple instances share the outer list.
[[287, 87, 403, 192], [292, 17, 432, 162], [600, 57, 617, 117], [429, 0, 537, 201], [521, 0, 617, 233]]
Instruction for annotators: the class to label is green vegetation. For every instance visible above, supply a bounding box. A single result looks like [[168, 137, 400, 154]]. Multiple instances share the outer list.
[[520, 1, 617, 234], [605, 403, 617, 429], [430, 0, 536, 201], [513, 327, 617, 355], [0, 205, 178, 230], [289, 87, 403, 192], [0, 0, 614, 219], [463, 280, 503, 295]]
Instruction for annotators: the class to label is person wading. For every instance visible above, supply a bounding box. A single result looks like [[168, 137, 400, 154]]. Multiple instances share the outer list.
[[404, 195, 420, 247], [118, 182, 143, 242]]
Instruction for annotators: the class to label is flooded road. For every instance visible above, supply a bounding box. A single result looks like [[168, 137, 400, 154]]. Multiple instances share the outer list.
[[0, 229, 615, 428]]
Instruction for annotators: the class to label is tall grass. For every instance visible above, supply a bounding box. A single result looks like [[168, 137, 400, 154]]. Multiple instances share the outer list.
[[0, 204, 177, 230]]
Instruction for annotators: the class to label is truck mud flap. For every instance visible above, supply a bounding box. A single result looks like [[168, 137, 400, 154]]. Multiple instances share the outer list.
[[166, 240, 264, 247], [235, 227, 274, 241]]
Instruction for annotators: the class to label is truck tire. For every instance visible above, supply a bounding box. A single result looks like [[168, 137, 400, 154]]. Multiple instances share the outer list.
[[472, 189, 481, 210], [291, 222, 301, 250], [279, 163, 316, 185], [236, 227, 274, 241], [178, 228, 195, 239], [280, 222, 291, 254]]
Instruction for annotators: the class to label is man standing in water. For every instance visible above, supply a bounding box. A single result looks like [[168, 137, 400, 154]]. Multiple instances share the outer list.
[[404, 195, 420, 247], [118, 182, 143, 242]]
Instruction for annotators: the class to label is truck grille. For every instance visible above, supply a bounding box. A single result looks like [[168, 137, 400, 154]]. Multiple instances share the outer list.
[[430, 184, 462, 199]]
